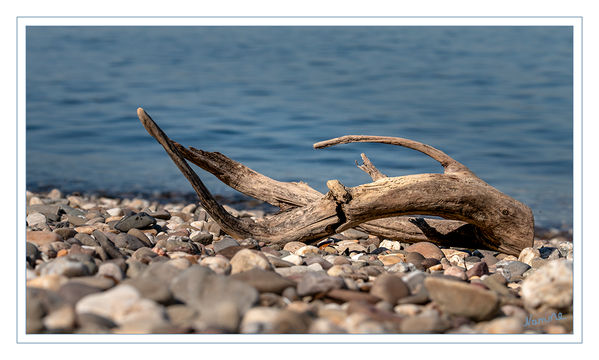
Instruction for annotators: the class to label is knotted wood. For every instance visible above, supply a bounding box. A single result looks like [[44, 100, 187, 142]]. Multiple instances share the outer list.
[[137, 108, 534, 255]]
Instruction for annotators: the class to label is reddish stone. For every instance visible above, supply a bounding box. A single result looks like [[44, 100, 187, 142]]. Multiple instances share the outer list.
[[405, 242, 445, 261], [27, 231, 63, 246]]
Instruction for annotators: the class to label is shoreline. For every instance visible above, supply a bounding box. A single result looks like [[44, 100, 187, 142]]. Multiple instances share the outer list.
[[24, 188, 574, 334], [25, 187, 574, 241]]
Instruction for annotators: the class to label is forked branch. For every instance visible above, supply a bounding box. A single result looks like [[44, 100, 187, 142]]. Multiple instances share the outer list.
[[137, 108, 534, 255]]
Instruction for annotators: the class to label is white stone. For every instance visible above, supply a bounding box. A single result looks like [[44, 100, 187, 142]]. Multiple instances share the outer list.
[[240, 307, 281, 333], [29, 196, 43, 205], [307, 263, 324, 271], [181, 204, 197, 214], [76, 284, 166, 329], [295, 245, 319, 256], [200, 256, 231, 275], [281, 254, 303, 265], [519, 247, 540, 265], [43, 305, 75, 330], [106, 207, 123, 217], [379, 240, 402, 251], [521, 259, 573, 309], [27, 212, 47, 227], [230, 249, 273, 274]]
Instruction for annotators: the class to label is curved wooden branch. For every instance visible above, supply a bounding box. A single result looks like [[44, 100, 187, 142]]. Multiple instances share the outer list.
[[314, 135, 473, 175], [137, 108, 534, 255]]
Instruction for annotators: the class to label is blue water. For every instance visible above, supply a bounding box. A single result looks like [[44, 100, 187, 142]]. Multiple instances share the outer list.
[[26, 26, 573, 229]]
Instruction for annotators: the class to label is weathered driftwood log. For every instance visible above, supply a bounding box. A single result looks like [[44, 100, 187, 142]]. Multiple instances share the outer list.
[[137, 108, 534, 255]]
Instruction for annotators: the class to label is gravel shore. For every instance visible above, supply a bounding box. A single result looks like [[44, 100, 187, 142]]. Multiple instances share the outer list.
[[25, 188, 573, 334]]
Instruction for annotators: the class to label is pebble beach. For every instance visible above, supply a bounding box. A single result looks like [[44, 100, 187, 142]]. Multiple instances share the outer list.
[[25, 188, 574, 335]]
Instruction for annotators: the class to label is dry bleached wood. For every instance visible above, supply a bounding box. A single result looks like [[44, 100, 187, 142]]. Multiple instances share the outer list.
[[137, 108, 534, 255]]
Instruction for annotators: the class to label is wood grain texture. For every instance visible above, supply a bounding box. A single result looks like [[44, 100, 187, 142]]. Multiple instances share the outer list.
[[138, 108, 534, 255]]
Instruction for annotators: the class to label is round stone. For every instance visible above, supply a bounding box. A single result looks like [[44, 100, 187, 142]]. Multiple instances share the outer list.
[[230, 249, 274, 274], [405, 242, 445, 260], [369, 273, 410, 304]]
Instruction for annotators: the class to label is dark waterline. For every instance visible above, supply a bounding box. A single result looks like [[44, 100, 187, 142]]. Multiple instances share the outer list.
[[26, 26, 573, 229]]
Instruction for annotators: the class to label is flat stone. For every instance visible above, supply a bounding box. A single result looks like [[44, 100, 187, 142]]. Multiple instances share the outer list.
[[304, 256, 333, 270], [405, 242, 445, 260], [148, 209, 171, 220], [521, 260, 572, 310], [496, 260, 531, 280], [230, 248, 274, 274], [114, 212, 156, 232], [425, 277, 499, 321], [27, 204, 62, 221], [57, 281, 104, 304], [369, 273, 410, 305], [295, 245, 320, 256], [379, 240, 402, 251], [378, 254, 405, 266], [441, 249, 470, 259], [67, 214, 88, 227], [75, 284, 167, 332], [114, 233, 147, 251], [240, 307, 311, 334], [40, 255, 96, 278], [27, 231, 62, 246], [68, 276, 116, 290], [296, 271, 344, 297], [27, 212, 47, 228], [74, 233, 98, 247], [122, 277, 173, 304], [282, 241, 306, 254], [164, 239, 199, 254], [213, 236, 240, 253], [326, 289, 381, 304], [275, 265, 322, 277], [281, 254, 303, 265], [336, 243, 367, 254], [400, 313, 449, 333], [231, 268, 296, 294]]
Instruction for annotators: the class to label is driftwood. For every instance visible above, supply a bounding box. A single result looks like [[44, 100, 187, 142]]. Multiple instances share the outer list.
[[137, 108, 534, 255]]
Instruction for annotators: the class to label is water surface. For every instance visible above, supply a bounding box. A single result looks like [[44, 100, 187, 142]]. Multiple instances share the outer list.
[[26, 26, 573, 228]]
